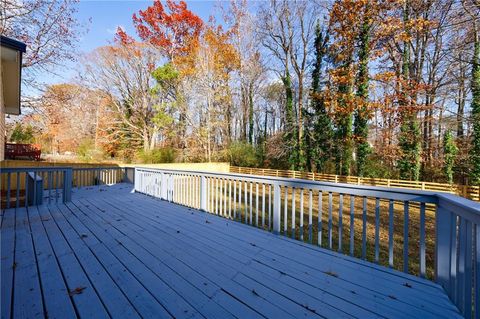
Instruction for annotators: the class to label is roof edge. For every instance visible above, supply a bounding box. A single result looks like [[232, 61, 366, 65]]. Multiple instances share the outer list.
[[1, 36, 27, 53]]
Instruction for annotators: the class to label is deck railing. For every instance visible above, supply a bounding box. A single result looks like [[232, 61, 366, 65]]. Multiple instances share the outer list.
[[72, 167, 132, 188], [1, 167, 72, 207], [230, 166, 480, 201], [134, 167, 479, 318], [1, 166, 133, 207]]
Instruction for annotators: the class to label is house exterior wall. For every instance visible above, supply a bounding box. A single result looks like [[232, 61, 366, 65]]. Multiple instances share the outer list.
[[1, 57, 5, 161]]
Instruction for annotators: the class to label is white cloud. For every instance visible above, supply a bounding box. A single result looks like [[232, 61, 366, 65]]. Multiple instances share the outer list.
[[106, 25, 124, 35]]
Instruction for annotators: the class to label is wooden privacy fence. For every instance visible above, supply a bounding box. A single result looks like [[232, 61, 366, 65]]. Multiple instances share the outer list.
[[135, 167, 480, 318], [230, 166, 480, 201]]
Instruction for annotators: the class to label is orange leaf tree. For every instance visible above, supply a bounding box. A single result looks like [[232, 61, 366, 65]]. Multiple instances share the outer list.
[[131, 0, 203, 60]]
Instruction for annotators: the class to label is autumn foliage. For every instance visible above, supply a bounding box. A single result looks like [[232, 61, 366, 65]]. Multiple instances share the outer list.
[[8, 0, 478, 185], [131, 0, 203, 58]]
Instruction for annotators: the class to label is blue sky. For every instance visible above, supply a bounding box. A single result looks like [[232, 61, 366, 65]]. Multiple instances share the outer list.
[[43, 0, 221, 85]]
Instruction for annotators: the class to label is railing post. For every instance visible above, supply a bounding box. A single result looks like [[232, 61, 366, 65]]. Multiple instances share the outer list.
[[273, 183, 281, 234], [435, 206, 454, 294], [200, 175, 207, 211], [134, 168, 140, 192], [170, 174, 175, 201], [160, 173, 167, 200], [63, 168, 72, 203]]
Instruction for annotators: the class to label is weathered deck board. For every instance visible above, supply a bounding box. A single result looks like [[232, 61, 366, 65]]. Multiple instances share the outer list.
[[1, 184, 462, 319], [68, 200, 278, 318], [13, 207, 44, 319], [49, 204, 173, 319], [28, 206, 77, 319], [36, 204, 110, 318], [60, 203, 236, 319], [1, 207, 15, 319], [50, 204, 141, 318], [85, 196, 366, 318], [66, 201, 263, 319], [78, 196, 352, 318], [93, 190, 455, 318]]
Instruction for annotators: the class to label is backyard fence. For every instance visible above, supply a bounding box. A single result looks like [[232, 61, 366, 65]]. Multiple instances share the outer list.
[[230, 166, 480, 201]]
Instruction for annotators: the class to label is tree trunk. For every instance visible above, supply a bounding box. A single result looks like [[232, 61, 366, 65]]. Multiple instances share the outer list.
[[248, 81, 254, 144], [282, 69, 297, 170], [297, 77, 305, 171]]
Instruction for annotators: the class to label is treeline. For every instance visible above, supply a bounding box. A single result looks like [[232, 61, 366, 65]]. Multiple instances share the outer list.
[[8, 0, 480, 185]]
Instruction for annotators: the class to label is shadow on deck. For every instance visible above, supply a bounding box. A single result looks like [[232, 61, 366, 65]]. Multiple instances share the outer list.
[[1, 184, 460, 318]]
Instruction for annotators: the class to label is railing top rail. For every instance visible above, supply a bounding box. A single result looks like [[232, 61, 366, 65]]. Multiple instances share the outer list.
[[135, 167, 440, 203], [72, 167, 124, 171], [1, 167, 73, 173], [437, 193, 480, 224], [1, 166, 125, 172]]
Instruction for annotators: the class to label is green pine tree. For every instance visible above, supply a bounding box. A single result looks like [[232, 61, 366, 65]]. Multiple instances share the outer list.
[[334, 61, 354, 176], [311, 22, 333, 173], [470, 29, 480, 185], [443, 130, 458, 184], [354, 10, 371, 177], [398, 0, 421, 181]]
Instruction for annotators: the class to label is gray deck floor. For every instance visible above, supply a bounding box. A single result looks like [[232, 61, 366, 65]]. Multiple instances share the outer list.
[[1, 184, 461, 319]]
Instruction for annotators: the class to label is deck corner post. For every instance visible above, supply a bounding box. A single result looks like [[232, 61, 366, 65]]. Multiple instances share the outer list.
[[273, 183, 281, 234], [63, 168, 73, 203], [200, 175, 207, 211], [435, 205, 453, 293]]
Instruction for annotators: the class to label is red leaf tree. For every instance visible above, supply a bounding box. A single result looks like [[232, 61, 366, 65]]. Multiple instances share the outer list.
[[129, 0, 203, 60]]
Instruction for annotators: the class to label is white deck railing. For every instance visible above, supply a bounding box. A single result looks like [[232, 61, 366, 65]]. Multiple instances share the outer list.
[[1, 166, 132, 208], [134, 167, 479, 318]]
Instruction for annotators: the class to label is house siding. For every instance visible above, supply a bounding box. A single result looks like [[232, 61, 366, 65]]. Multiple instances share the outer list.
[[1, 57, 5, 161]]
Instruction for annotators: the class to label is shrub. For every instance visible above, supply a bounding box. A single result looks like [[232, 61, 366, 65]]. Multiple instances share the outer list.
[[77, 139, 105, 162], [225, 142, 259, 167], [360, 153, 397, 179], [443, 130, 458, 184], [9, 123, 35, 144], [137, 147, 176, 164]]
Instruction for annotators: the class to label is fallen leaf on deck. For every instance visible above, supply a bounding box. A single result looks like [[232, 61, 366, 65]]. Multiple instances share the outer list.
[[304, 304, 316, 313], [69, 287, 86, 296], [324, 271, 339, 278]]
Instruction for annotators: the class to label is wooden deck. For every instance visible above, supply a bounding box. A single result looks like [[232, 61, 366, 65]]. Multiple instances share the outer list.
[[1, 184, 461, 319]]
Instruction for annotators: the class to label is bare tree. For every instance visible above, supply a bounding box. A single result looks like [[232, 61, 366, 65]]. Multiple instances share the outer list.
[[81, 42, 170, 151]]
